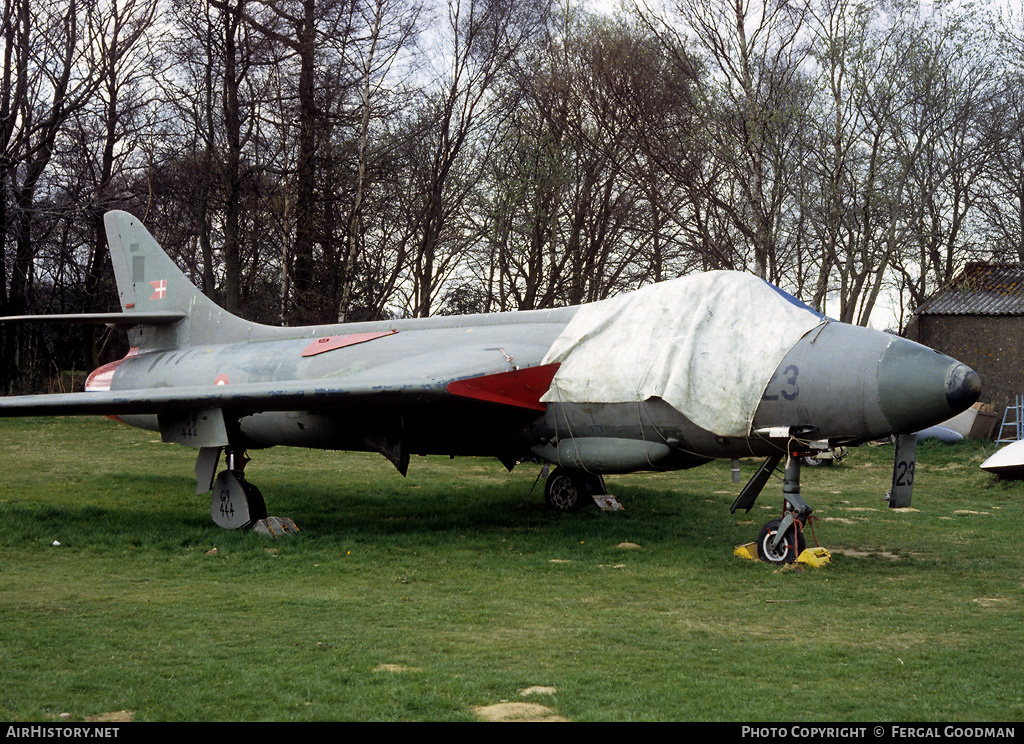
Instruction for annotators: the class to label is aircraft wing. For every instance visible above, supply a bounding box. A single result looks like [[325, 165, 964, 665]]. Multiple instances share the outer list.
[[0, 379, 430, 417], [0, 297, 574, 424], [0, 364, 560, 418], [0, 312, 186, 329]]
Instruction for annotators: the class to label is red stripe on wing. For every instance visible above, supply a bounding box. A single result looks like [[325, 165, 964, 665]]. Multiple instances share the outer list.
[[446, 364, 559, 411]]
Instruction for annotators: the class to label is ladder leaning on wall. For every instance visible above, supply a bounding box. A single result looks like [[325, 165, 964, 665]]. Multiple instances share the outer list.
[[997, 395, 1024, 444]]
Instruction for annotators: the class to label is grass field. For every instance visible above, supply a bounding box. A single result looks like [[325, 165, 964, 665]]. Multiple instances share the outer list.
[[1, 416, 1022, 722]]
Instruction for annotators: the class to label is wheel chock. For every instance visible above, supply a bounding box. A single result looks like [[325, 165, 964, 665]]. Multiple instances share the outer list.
[[796, 547, 831, 567], [253, 516, 300, 538], [733, 542, 759, 560], [734, 543, 831, 565], [592, 495, 624, 511]]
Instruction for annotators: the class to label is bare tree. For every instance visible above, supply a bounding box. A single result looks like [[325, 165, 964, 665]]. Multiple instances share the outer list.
[[336, 0, 421, 321], [1, 0, 106, 390], [403, 0, 550, 318], [975, 11, 1024, 266], [75, 0, 160, 365], [636, 0, 811, 280], [243, 0, 362, 325]]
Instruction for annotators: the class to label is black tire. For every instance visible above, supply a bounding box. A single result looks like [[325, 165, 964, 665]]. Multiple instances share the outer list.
[[801, 455, 831, 467], [544, 467, 590, 511], [756, 518, 806, 563], [240, 478, 268, 524], [211, 470, 268, 529]]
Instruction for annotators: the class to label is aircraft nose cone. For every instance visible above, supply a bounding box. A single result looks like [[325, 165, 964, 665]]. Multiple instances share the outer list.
[[878, 338, 981, 434], [946, 362, 982, 412]]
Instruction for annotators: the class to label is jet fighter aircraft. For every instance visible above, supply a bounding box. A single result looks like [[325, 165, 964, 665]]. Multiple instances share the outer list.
[[0, 211, 982, 561]]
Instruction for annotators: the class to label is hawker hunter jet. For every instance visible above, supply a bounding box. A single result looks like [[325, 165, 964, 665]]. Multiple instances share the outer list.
[[0, 211, 981, 561]]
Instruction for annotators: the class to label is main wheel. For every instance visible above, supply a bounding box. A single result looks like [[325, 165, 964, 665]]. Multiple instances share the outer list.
[[756, 518, 806, 563], [241, 479, 268, 524], [801, 454, 830, 467], [211, 470, 267, 529], [544, 467, 590, 511]]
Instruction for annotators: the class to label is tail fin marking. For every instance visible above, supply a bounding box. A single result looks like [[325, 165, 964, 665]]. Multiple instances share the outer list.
[[104, 210, 264, 350]]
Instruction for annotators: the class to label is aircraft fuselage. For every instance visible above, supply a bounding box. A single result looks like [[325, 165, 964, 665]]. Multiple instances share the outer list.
[[103, 308, 979, 475]]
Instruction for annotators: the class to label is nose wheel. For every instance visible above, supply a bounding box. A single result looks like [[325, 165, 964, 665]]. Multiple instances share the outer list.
[[756, 517, 806, 563], [735, 450, 814, 563]]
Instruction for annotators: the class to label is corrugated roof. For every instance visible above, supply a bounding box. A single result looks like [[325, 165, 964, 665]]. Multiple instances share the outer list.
[[915, 263, 1024, 316]]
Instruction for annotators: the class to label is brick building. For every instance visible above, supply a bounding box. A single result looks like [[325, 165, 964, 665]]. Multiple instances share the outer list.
[[904, 263, 1024, 422]]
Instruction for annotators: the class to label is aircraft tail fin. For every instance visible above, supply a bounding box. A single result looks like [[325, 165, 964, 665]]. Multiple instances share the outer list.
[[104, 210, 260, 349]]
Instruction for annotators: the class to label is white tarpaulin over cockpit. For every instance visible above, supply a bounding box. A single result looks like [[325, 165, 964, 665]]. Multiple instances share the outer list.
[[539, 272, 827, 437]]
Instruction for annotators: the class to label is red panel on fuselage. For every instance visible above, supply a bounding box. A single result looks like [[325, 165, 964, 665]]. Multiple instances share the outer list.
[[300, 330, 398, 357]]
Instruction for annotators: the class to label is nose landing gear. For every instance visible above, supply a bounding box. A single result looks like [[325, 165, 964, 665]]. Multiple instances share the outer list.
[[756, 517, 806, 564], [735, 451, 815, 564]]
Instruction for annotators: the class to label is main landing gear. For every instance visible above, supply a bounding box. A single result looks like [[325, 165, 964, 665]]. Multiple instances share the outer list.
[[732, 452, 813, 564], [196, 446, 297, 534], [543, 466, 607, 511], [210, 450, 267, 530]]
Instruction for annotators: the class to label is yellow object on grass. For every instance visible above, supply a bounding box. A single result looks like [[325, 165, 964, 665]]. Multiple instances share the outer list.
[[733, 542, 759, 560], [797, 547, 832, 567]]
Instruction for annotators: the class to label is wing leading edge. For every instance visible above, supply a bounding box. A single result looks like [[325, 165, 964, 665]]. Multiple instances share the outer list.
[[0, 365, 561, 418], [0, 312, 186, 328]]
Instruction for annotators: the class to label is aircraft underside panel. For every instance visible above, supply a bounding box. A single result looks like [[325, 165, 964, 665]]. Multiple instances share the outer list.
[[233, 397, 730, 473]]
